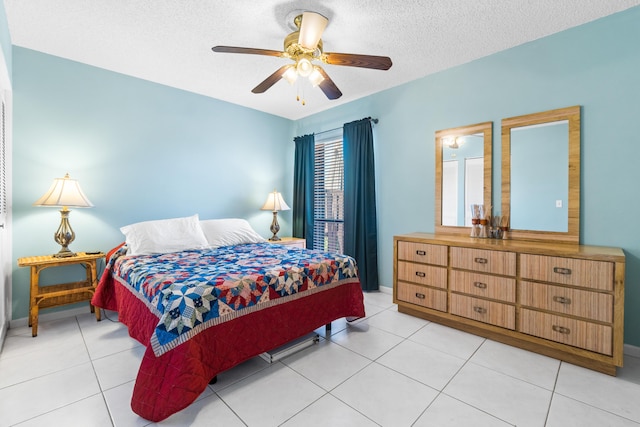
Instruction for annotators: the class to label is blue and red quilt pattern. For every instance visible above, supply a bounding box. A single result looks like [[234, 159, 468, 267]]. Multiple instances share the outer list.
[[111, 243, 359, 356]]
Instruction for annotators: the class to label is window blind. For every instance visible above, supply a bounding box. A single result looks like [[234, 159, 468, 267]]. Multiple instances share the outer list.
[[313, 136, 344, 253]]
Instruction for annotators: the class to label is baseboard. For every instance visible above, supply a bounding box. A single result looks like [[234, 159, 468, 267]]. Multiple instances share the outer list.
[[0, 321, 7, 353], [9, 306, 90, 330], [379, 285, 392, 295], [624, 344, 640, 358]]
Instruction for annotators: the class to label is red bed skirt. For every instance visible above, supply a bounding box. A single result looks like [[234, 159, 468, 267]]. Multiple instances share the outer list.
[[93, 270, 365, 421]]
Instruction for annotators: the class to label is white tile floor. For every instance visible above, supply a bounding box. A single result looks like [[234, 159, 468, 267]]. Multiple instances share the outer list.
[[1, 291, 640, 426]]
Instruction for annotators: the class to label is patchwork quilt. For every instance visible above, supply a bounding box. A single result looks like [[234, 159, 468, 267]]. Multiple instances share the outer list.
[[92, 242, 365, 422], [108, 243, 360, 356]]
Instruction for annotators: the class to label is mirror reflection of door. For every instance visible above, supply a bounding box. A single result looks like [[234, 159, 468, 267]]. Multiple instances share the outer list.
[[465, 157, 484, 226], [442, 161, 458, 226], [436, 122, 492, 234], [441, 133, 484, 227]]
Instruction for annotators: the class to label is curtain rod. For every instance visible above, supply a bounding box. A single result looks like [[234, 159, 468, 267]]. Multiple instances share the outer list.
[[312, 116, 379, 137]]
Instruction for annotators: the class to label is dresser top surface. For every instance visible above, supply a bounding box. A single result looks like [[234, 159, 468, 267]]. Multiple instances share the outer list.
[[395, 233, 625, 262]]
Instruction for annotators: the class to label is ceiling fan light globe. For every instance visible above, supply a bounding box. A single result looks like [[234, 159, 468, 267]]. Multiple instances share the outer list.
[[296, 58, 313, 77], [283, 66, 298, 84], [308, 67, 325, 87]]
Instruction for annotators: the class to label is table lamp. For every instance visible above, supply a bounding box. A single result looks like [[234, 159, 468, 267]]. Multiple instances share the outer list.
[[261, 189, 290, 241], [33, 173, 94, 257]]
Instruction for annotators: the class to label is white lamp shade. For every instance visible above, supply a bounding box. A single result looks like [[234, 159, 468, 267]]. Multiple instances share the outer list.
[[33, 173, 94, 208], [261, 190, 290, 212]]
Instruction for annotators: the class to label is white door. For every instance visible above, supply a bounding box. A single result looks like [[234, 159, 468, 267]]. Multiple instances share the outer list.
[[442, 160, 459, 226], [0, 64, 12, 343], [464, 157, 484, 226]]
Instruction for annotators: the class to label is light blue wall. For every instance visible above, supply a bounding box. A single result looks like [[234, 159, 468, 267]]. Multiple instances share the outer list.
[[511, 122, 568, 231], [296, 6, 640, 346], [11, 48, 293, 320]]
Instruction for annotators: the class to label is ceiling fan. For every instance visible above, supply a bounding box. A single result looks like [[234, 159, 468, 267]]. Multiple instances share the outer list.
[[212, 11, 392, 102]]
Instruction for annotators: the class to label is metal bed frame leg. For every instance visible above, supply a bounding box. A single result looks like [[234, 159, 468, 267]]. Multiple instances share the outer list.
[[326, 322, 331, 332]]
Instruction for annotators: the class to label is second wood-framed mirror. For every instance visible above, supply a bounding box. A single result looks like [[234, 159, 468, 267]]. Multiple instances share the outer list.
[[501, 105, 581, 243], [435, 121, 492, 235]]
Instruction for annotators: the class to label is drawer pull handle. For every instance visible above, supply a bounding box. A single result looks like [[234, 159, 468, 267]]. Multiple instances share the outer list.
[[473, 306, 487, 314], [473, 281, 487, 289], [553, 267, 572, 275], [415, 271, 426, 278], [552, 325, 571, 335], [415, 292, 426, 299], [474, 257, 488, 264], [416, 250, 426, 256], [552, 296, 571, 305]]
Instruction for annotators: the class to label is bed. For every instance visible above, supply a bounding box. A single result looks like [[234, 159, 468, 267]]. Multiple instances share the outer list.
[[91, 216, 366, 422]]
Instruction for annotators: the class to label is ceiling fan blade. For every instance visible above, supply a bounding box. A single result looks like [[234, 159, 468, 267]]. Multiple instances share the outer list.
[[298, 12, 328, 50], [324, 52, 392, 70], [316, 67, 342, 100], [212, 46, 284, 58], [251, 65, 291, 94]]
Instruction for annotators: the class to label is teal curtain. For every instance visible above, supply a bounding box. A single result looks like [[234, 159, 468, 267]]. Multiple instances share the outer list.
[[293, 134, 315, 247], [343, 118, 379, 291]]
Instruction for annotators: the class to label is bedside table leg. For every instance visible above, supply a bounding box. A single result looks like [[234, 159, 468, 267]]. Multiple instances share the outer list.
[[30, 304, 38, 337], [29, 266, 39, 336], [89, 260, 101, 322]]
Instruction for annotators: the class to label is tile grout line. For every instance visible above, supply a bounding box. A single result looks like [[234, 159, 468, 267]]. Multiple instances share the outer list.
[[409, 330, 492, 426], [77, 314, 117, 427], [275, 298, 398, 426], [542, 360, 563, 426]]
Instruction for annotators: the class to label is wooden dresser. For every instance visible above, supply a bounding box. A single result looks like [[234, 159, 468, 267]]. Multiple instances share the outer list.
[[393, 233, 625, 375]]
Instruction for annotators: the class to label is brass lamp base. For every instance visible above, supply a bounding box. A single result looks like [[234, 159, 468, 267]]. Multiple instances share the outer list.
[[269, 211, 281, 241], [52, 208, 77, 257], [53, 248, 76, 258]]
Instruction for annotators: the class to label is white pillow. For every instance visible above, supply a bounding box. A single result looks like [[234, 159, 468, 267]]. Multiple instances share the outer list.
[[120, 214, 210, 256], [200, 218, 266, 248]]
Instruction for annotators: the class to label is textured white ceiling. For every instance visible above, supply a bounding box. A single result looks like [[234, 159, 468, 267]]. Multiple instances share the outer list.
[[5, 1, 640, 120]]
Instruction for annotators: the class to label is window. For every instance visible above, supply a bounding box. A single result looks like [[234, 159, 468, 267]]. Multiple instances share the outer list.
[[313, 132, 344, 253]]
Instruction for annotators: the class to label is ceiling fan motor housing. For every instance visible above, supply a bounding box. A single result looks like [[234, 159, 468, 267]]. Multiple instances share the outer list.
[[284, 30, 323, 59]]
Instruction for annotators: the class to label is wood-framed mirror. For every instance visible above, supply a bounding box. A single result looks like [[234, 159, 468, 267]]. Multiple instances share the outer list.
[[501, 105, 581, 244], [435, 121, 492, 235]]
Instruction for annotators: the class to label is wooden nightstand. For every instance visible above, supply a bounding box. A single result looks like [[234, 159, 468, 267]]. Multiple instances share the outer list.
[[17, 252, 105, 336], [267, 237, 306, 249]]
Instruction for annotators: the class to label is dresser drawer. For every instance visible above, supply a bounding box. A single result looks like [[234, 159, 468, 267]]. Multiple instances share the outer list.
[[450, 270, 515, 303], [450, 294, 515, 330], [520, 309, 612, 355], [520, 254, 614, 291], [397, 261, 447, 289], [520, 281, 613, 323], [397, 241, 447, 266], [397, 281, 447, 312], [451, 247, 516, 276]]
